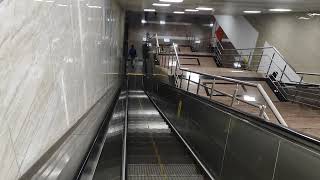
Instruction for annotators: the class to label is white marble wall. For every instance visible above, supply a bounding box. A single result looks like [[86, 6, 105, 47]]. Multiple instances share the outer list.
[[0, 0, 125, 179]]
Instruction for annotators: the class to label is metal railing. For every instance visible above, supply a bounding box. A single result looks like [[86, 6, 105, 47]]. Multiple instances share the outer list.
[[154, 40, 288, 127], [212, 38, 320, 108]]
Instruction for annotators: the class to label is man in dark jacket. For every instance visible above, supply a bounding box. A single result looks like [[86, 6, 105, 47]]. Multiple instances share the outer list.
[[129, 45, 137, 68]]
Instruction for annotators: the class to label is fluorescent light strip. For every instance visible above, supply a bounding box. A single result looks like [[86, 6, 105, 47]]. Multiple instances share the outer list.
[[141, 19, 147, 24], [243, 10, 261, 14], [144, 9, 156, 12], [160, 20, 166, 25], [185, 9, 199, 12], [298, 17, 310, 20], [174, 11, 185, 14], [87, 5, 102, 8], [308, 13, 320, 17], [160, 0, 183, 2], [196, 7, 213, 11], [152, 3, 171, 7], [57, 4, 68, 7], [269, 8, 292, 12]]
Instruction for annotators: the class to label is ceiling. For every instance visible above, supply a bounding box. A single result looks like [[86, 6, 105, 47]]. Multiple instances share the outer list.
[[118, 0, 320, 15]]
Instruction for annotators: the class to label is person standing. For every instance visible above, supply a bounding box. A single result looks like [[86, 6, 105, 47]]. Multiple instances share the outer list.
[[128, 45, 137, 68]]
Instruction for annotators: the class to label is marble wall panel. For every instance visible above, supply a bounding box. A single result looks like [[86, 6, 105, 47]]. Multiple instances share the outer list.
[[0, 0, 125, 179]]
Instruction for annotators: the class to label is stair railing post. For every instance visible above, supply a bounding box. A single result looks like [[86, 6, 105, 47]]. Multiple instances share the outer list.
[[293, 75, 304, 102], [259, 105, 267, 118], [266, 53, 275, 76], [179, 70, 183, 88], [210, 78, 216, 99], [171, 53, 174, 74], [280, 64, 287, 82], [231, 84, 239, 107], [187, 74, 191, 92], [196, 78, 201, 95]]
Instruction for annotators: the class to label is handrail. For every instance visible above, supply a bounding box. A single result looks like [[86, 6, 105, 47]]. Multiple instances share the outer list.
[[215, 39, 320, 84], [192, 36, 320, 83], [215, 38, 298, 73], [214, 38, 320, 107], [171, 43, 287, 126], [297, 72, 320, 77], [121, 78, 128, 180], [185, 36, 320, 108]]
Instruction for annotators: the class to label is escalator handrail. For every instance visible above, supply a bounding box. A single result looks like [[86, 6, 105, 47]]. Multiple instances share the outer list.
[[75, 89, 122, 180], [121, 79, 129, 180]]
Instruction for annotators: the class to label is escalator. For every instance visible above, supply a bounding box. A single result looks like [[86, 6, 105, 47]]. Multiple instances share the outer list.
[[126, 90, 208, 179], [76, 59, 320, 180], [77, 75, 211, 180]]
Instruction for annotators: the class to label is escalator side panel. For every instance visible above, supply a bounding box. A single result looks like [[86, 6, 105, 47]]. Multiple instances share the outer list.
[[145, 78, 320, 180], [79, 92, 126, 180]]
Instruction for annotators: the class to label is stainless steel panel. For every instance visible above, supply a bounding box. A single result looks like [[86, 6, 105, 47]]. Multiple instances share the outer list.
[[273, 140, 320, 180], [221, 117, 279, 180]]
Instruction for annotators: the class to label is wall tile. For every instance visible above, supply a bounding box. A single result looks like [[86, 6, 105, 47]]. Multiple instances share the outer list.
[[0, 0, 125, 179]]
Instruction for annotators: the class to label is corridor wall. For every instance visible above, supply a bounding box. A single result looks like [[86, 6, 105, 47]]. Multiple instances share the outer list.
[[0, 0, 125, 179]]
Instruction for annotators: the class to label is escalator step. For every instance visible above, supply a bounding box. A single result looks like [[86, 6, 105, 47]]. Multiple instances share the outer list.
[[127, 175, 205, 180], [128, 155, 194, 164], [127, 164, 202, 176]]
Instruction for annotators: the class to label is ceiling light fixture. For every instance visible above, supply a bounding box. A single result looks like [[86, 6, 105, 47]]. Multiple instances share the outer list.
[[160, 0, 183, 2], [308, 13, 320, 17], [269, 8, 292, 12], [160, 20, 166, 25], [174, 11, 185, 14], [243, 10, 261, 14], [144, 9, 156, 12], [57, 4, 68, 7], [141, 19, 147, 24], [185, 9, 199, 12], [209, 23, 214, 27], [196, 7, 213, 11], [87, 5, 102, 9], [298, 17, 310, 20], [152, 3, 171, 7]]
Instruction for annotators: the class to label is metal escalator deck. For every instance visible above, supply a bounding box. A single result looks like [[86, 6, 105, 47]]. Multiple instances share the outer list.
[[127, 90, 207, 180]]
